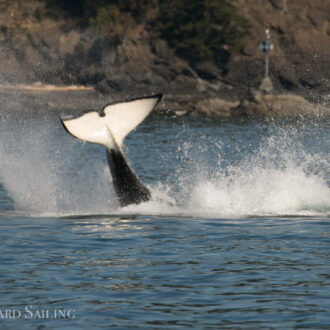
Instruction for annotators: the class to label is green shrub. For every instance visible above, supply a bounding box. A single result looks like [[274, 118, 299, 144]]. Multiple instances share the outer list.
[[89, 4, 134, 37], [43, 0, 157, 36], [156, 0, 248, 65], [43, 0, 89, 17]]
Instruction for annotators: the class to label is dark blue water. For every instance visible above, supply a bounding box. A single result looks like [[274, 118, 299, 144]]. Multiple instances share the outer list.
[[0, 107, 329, 328]]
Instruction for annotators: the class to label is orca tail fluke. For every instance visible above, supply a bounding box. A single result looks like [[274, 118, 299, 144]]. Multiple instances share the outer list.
[[60, 94, 162, 206], [60, 94, 162, 150]]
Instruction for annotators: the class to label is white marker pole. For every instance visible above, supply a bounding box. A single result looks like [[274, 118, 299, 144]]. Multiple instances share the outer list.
[[258, 29, 274, 78], [282, 0, 287, 13], [258, 29, 274, 92], [265, 55, 269, 77], [265, 29, 270, 77]]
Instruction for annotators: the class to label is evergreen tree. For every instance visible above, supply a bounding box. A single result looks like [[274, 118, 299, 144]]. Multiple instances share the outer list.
[[157, 0, 248, 65]]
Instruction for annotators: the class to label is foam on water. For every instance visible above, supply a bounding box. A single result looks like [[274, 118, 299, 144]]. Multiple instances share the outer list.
[[185, 165, 330, 218], [182, 128, 330, 217], [0, 114, 329, 218], [121, 167, 330, 219], [121, 123, 330, 218]]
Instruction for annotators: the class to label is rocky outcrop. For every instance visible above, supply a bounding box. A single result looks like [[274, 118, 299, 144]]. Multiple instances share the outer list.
[[235, 91, 329, 118], [0, 0, 329, 117], [193, 98, 239, 117], [161, 94, 239, 117]]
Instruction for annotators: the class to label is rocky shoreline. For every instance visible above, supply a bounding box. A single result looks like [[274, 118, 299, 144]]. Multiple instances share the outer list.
[[164, 93, 329, 118], [1, 82, 328, 119], [0, 0, 329, 118]]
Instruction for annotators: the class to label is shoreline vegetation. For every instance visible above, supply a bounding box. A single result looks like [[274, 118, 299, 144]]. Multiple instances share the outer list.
[[0, 0, 329, 117]]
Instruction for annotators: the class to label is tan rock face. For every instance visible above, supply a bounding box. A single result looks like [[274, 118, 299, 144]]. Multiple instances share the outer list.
[[235, 93, 329, 118], [195, 98, 240, 117]]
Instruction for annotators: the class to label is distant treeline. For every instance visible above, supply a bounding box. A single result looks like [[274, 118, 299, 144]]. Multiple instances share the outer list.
[[43, 0, 248, 65]]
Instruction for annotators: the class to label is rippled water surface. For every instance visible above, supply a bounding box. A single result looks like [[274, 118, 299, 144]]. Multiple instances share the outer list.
[[0, 107, 329, 328]]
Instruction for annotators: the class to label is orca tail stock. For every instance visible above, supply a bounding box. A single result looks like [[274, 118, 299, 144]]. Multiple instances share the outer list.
[[60, 94, 162, 207]]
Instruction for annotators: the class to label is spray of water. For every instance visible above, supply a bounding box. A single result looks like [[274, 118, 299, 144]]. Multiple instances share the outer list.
[[0, 112, 117, 216], [123, 122, 330, 218], [0, 112, 329, 218]]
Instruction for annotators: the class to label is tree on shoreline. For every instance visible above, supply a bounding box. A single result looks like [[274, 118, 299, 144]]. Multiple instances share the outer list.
[[157, 0, 248, 66], [43, 0, 248, 65]]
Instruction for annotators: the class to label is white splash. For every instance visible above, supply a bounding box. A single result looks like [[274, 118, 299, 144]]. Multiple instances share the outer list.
[[0, 114, 117, 216], [185, 166, 330, 218], [122, 124, 330, 218], [0, 115, 329, 219]]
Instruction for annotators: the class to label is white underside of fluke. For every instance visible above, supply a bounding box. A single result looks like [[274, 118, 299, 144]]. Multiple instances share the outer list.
[[61, 95, 161, 149]]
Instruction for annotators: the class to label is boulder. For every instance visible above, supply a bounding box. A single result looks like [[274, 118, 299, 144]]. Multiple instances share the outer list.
[[235, 92, 329, 117], [194, 98, 240, 117]]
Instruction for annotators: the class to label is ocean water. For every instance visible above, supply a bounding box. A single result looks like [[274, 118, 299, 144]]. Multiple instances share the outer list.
[[0, 105, 329, 329]]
